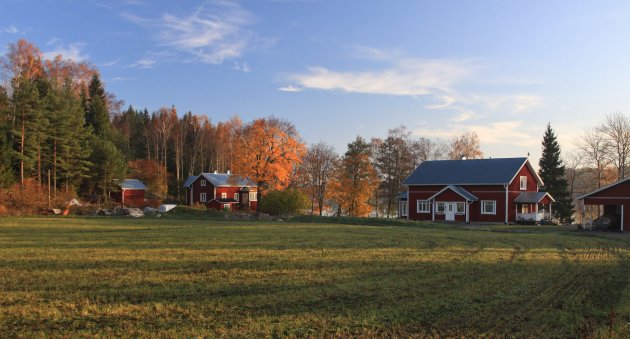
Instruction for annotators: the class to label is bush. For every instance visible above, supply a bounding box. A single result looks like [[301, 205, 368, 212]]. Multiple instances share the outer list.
[[0, 179, 77, 216], [259, 189, 308, 216]]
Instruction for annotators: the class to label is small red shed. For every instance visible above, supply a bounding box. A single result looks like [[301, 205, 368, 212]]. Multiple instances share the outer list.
[[577, 178, 630, 232], [111, 179, 148, 207]]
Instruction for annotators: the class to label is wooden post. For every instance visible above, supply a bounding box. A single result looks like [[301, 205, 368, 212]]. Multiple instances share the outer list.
[[621, 204, 624, 232], [48, 170, 51, 208]]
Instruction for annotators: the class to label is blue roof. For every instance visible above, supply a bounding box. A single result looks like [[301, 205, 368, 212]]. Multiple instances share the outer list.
[[403, 157, 531, 186], [397, 192, 408, 199], [515, 191, 555, 203], [183, 172, 256, 188], [183, 175, 197, 188], [117, 179, 147, 190]]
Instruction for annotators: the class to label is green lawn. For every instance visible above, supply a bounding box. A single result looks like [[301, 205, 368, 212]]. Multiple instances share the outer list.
[[0, 217, 629, 337]]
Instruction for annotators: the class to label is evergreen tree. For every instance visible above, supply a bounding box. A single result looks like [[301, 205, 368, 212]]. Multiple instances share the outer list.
[[11, 77, 46, 185], [538, 123, 573, 223], [47, 79, 91, 193], [85, 74, 110, 137], [0, 86, 14, 187]]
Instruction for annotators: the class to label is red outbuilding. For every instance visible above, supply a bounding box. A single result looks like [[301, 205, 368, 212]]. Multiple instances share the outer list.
[[401, 157, 554, 224], [577, 178, 630, 232], [110, 179, 147, 207], [183, 171, 258, 211]]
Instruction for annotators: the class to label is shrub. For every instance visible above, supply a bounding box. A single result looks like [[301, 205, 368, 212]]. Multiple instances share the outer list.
[[0, 179, 77, 216], [259, 189, 308, 216]]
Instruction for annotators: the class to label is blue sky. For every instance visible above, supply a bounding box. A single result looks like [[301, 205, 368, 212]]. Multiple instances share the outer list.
[[2, 0, 630, 162]]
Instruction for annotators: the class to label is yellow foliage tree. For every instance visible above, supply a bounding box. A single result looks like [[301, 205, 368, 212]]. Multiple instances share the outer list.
[[232, 117, 306, 195], [330, 136, 378, 217]]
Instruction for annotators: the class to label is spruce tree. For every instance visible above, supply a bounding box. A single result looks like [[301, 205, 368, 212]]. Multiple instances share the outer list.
[[0, 87, 14, 187], [538, 123, 573, 223]]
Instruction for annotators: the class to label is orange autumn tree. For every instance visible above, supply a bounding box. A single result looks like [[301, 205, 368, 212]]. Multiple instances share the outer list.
[[330, 136, 378, 217], [232, 117, 306, 196]]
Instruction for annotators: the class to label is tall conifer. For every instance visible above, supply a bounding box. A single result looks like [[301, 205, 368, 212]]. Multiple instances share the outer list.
[[538, 123, 573, 223]]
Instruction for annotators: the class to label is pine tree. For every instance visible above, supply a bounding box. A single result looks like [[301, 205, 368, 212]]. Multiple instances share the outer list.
[[538, 123, 573, 223], [85, 74, 110, 137], [0, 86, 14, 187]]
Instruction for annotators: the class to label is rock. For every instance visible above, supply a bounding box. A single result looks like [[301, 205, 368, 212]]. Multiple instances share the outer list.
[[143, 207, 158, 216], [125, 208, 144, 218]]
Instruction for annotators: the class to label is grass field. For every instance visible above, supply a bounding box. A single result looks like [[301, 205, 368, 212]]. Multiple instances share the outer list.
[[0, 217, 629, 337]]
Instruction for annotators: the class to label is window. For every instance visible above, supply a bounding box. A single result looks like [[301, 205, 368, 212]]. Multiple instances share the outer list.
[[417, 200, 430, 213], [482, 200, 496, 215], [200, 193, 207, 202], [223, 204, 230, 210], [201, 180, 207, 186], [250, 192, 257, 201], [520, 176, 527, 190], [456, 202, 465, 214], [401, 201, 408, 216], [221, 192, 227, 199], [436, 202, 445, 214], [234, 193, 239, 201]]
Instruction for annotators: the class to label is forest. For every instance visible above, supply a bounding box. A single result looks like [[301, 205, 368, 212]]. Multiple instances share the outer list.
[[0, 39, 628, 219]]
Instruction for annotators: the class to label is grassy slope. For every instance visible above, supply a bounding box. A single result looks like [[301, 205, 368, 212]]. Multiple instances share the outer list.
[[0, 217, 628, 337]]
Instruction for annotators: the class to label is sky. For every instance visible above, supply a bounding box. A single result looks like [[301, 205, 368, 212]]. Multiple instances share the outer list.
[[2, 0, 630, 163]]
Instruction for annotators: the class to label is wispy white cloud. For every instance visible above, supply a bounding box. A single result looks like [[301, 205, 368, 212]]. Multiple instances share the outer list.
[[122, 1, 262, 67], [129, 56, 158, 69], [413, 120, 539, 147], [278, 85, 302, 92], [3, 25, 21, 34], [43, 42, 89, 62], [101, 59, 120, 67], [233, 61, 251, 72], [128, 50, 173, 69], [108, 76, 134, 82], [291, 58, 470, 97], [466, 93, 543, 114]]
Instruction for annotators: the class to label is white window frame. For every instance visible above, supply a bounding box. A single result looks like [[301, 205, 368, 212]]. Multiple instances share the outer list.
[[417, 200, 430, 213], [200, 179, 207, 187], [481, 200, 496, 215], [519, 176, 527, 190], [436, 202, 445, 214], [224, 204, 230, 210], [456, 202, 465, 214], [200, 193, 207, 202], [234, 193, 239, 201], [221, 192, 227, 199], [249, 192, 258, 201]]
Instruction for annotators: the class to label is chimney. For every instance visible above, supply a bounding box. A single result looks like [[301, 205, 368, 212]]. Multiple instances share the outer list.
[[214, 170, 217, 174], [460, 155, 467, 160], [227, 170, 231, 174]]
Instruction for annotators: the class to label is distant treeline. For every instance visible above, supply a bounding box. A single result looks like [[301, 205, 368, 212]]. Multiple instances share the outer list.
[[0, 39, 493, 217]]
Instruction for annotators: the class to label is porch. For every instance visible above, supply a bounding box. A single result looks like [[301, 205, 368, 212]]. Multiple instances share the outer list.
[[514, 192, 554, 223]]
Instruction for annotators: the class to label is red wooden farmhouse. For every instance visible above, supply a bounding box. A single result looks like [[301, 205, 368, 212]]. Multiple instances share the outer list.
[[578, 178, 630, 232], [400, 157, 554, 223], [183, 171, 258, 211], [110, 179, 147, 207]]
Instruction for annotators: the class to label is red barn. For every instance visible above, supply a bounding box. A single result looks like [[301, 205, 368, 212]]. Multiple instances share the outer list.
[[183, 172, 258, 211], [402, 157, 554, 224], [578, 178, 630, 232], [110, 179, 147, 207]]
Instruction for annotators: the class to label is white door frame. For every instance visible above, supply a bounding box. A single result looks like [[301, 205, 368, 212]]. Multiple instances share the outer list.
[[445, 202, 455, 221]]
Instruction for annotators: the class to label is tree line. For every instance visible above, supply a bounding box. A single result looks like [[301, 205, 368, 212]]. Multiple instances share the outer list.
[[0, 39, 487, 216]]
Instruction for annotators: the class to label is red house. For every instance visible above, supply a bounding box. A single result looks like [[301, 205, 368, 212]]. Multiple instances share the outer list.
[[183, 171, 258, 211], [110, 179, 147, 207], [578, 178, 630, 232], [401, 157, 554, 223]]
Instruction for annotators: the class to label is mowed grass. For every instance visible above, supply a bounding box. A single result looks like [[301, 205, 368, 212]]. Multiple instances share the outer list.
[[0, 218, 629, 337]]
